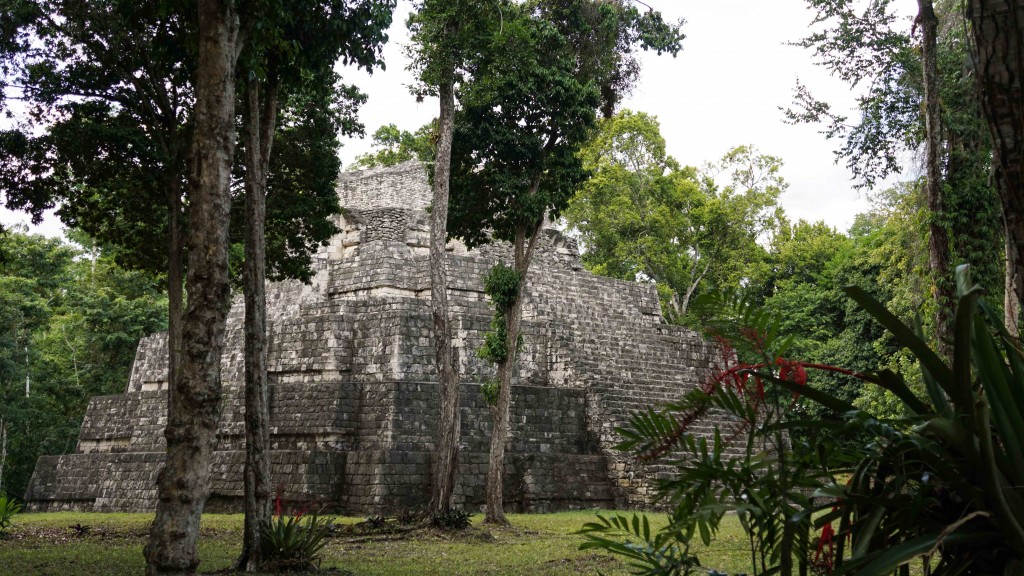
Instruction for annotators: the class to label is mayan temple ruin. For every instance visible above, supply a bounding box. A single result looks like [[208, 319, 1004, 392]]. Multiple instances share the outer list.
[[25, 161, 716, 514]]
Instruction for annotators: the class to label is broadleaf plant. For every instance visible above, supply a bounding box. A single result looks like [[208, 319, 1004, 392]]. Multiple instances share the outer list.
[[582, 264, 1024, 575]]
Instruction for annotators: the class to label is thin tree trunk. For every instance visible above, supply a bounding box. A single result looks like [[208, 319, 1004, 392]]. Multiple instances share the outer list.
[[919, 0, 954, 358], [145, 1, 240, 573], [679, 259, 712, 318], [237, 75, 277, 572], [427, 79, 460, 517], [485, 222, 540, 525]]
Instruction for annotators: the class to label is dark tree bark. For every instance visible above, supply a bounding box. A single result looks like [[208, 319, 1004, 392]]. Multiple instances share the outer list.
[[968, 0, 1024, 313], [167, 176, 184, 420], [485, 218, 540, 526], [144, 1, 241, 573], [919, 0, 954, 358], [0, 417, 7, 494], [1007, 228, 1020, 336], [236, 76, 277, 572], [426, 78, 460, 517]]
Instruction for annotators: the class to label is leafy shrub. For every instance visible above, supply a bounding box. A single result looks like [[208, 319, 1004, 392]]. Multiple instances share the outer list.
[[478, 311, 511, 364], [478, 264, 525, 369], [482, 264, 521, 310], [259, 514, 332, 572], [430, 507, 473, 531], [480, 378, 500, 406], [582, 267, 1024, 575], [0, 494, 20, 536]]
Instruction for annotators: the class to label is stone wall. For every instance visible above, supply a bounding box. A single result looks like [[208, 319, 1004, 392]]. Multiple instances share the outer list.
[[26, 160, 716, 514], [337, 161, 431, 211]]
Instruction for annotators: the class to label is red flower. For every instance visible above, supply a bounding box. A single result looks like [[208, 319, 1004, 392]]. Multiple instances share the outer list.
[[777, 358, 808, 399], [812, 522, 836, 573]]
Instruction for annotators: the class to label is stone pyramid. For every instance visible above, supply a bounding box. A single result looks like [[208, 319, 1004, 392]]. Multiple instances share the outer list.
[[27, 161, 715, 514]]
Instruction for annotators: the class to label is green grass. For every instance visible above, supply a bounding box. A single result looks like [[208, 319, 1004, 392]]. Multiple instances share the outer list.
[[0, 510, 755, 575]]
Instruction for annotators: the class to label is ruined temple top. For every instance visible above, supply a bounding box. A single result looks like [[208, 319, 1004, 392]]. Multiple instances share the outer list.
[[336, 160, 565, 234], [337, 160, 431, 212]]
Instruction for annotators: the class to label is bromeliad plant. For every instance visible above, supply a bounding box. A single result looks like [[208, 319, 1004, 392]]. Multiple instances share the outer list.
[[259, 498, 332, 572], [582, 265, 1024, 575]]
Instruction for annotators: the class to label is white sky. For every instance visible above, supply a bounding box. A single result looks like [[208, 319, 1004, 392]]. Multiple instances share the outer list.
[[2, 0, 920, 238]]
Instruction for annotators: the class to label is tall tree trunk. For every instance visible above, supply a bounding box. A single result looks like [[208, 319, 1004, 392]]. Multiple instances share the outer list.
[[427, 78, 460, 517], [919, 0, 954, 358], [145, 1, 240, 573], [968, 0, 1024, 309], [0, 417, 6, 494], [168, 175, 184, 421], [485, 222, 539, 525], [1007, 228, 1021, 336], [236, 76, 278, 572]]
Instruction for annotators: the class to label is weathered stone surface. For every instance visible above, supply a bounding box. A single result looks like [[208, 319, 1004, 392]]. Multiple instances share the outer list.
[[26, 160, 718, 514]]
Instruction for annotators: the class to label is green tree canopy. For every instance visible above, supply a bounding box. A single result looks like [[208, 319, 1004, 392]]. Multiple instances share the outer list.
[[350, 122, 436, 169], [448, 5, 600, 248], [566, 111, 783, 324], [0, 230, 166, 500]]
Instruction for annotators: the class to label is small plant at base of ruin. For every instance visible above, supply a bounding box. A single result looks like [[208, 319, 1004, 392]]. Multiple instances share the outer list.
[[68, 522, 90, 537], [430, 507, 474, 531], [357, 515, 391, 533], [259, 495, 332, 572]]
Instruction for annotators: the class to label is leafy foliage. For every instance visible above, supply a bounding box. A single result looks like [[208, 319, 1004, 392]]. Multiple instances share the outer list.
[[480, 378, 500, 407], [583, 264, 1024, 574], [0, 231, 166, 501], [0, 0, 194, 274], [482, 264, 522, 311], [784, 0, 1003, 302], [228, 64, 363, 285], [580, 513, 702, 576], [259, 514, 332, 572], [478, 265, 524, 374], [535, 0, 684, 118], [0, 493, 21, 536], [447, 1, 601, 250], [350, 123, 436, 169], [783, 0, 920, 189], [565, 111, 784, 325]]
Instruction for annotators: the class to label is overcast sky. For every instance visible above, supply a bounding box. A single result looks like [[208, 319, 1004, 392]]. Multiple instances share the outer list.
[[1, 0, 921, 237]]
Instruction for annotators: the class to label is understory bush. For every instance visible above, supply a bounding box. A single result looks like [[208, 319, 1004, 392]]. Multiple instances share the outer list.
[[430, 507, 474, 530], [582, 266, 1024, 575]]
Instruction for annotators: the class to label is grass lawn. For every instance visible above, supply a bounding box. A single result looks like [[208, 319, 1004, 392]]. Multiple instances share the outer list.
[[0, 510, 755, 575]]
